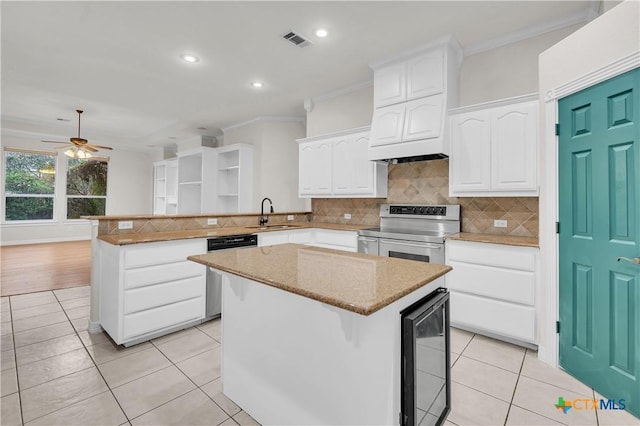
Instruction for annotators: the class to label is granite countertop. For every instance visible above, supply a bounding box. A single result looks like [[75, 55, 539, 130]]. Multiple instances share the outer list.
[[188, 243, 451, 316], [98, 222, 372, 245], [447, 232, 539, 248]]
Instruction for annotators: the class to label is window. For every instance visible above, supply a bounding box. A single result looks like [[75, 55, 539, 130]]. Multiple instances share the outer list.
[[66, 158, 108, 219], [3, 149, 56, 221]]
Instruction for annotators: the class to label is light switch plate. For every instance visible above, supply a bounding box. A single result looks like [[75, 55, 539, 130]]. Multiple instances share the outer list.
[[494, 219, 508, 228], [207, 218, 218, 226], [287, 215, 294, 221], [344, 213, 352, 220], [118, 221, 133, 230]]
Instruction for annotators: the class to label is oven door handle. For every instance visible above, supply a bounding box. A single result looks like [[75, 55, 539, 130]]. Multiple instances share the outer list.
[[358, 237, 379, 242], [380, 239, 442, 250]]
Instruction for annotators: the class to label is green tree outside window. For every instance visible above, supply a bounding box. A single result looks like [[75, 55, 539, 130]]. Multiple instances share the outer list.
[[66, 158, 108, 219], [3, 150, 56, 220]]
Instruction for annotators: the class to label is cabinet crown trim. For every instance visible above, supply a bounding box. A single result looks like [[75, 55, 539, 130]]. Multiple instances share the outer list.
[[297, 126, 371, 144], [449, 93, 539, 115]]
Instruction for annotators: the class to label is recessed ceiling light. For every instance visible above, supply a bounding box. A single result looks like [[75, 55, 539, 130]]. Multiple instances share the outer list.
[[180, 54, 199, 63], [315, 29, 328, 38], [251, 81, 263, 89]]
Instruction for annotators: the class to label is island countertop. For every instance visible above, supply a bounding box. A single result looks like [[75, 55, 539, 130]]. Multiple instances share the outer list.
[[188, 243, 451, 316]]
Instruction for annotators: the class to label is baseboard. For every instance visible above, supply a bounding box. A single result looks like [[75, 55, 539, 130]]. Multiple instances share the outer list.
[[0, 236, 91, 246], [87, 321, 103, 334]]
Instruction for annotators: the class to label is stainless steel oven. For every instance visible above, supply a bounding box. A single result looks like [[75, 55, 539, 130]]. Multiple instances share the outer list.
[[357, 204, 460, 264]]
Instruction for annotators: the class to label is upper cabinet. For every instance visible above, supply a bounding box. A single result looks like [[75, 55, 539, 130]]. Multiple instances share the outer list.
[[153, 159, 177, 215], [298, 127, 387, 198], [449, 94, 539, 197], [369, 36, 462, 161], [154, 144, 253, 215], [215, 144, 253, 214]]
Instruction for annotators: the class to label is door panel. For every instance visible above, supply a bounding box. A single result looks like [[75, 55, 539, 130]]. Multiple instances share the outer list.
[[559, 67, 639, 418], [402, 95, 444, 141], [370, 104, 406, 147]]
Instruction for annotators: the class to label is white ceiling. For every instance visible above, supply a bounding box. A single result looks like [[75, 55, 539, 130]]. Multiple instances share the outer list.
[[1, 1, 601, 151]]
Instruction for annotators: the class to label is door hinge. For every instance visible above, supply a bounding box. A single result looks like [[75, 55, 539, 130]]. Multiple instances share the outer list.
[[556, 321, 561, 334], [555, 123, 560, 136], [556, 222, 560, 234]]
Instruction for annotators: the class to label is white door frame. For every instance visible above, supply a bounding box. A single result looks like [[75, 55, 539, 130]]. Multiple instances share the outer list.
[[539, 51, 640, 367]]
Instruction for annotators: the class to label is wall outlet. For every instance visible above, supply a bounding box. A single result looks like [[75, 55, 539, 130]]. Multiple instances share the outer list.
[[494, 219, 508, 228], [287, 215, 294, 221], [207, 218, 218, 226], [344, 213, 352, 220], [118, 221, 133, 230]]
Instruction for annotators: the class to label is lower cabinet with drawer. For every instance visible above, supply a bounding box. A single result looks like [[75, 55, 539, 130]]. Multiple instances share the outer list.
[[99, 238, 207, 346], [445, 239, 539, 345]]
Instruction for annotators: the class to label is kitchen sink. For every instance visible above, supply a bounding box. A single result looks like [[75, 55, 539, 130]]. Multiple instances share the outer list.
[[246, 224, 302, 230]]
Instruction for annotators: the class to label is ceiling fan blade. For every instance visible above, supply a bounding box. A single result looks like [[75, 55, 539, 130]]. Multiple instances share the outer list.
[[42, 140, 68, 144], [86, 144, 113, 150], [82, 146, 98, 153], [53, 145, 72, 149]]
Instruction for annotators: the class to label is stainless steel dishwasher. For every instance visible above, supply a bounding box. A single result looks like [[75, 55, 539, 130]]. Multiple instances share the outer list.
[[205, 234, 258, 320]]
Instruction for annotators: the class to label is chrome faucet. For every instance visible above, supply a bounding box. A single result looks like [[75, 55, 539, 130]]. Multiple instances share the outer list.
[[260, 197, 273, 226]]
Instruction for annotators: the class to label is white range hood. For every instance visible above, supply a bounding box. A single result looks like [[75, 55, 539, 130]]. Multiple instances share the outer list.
[[368, 35, 463, 163]]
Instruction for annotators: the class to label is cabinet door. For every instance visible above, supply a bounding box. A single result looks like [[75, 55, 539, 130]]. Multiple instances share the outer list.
[[299, 143, 316, 195], [332, 133, 374, 195], [373, 62, 407, 108], [332, 137, 353, 193], [402, 95, 444, 141], [406, 48, 444, 100], [314, 141, 333, 194], [299, 141, 332, 196], [370, 104, 406, 147], [491, 101, 538, 191], [449, 111, 491, 193]]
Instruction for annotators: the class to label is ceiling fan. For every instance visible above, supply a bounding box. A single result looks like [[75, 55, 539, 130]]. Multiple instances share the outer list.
[[42, 109, 113, 159]]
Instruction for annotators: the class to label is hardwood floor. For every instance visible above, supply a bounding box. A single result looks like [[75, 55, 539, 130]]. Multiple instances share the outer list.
[[0, 240, 91, 296]]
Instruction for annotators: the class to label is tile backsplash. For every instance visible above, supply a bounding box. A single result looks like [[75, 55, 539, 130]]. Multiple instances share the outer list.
[[312, 159, 538, 237]]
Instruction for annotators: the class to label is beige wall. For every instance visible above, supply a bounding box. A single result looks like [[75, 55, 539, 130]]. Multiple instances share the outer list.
[[0, 133, 153, 245], [305, 85, 373, 138], [459, 24, 583, 106], [221, 119, 306, 212]]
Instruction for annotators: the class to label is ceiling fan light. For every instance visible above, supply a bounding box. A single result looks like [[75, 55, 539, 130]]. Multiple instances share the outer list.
[[64, 148, 77, 158]]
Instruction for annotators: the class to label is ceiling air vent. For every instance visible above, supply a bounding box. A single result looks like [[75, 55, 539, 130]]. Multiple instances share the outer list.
[[283, 31, 311, 48]]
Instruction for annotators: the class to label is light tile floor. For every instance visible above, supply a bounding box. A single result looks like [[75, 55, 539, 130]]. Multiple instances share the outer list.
[[1, 289, 638, 426]]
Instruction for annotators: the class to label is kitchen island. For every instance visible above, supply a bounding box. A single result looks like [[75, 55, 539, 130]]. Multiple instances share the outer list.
[[188, 244, 451, 425]]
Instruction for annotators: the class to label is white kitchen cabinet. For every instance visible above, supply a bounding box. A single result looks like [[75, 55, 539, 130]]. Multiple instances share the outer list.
[[215, 144, 253, 213], [177, 147, 217, 214], [153, 159, 178, 214], [298, 139, 332, 196], [369, 105, 405, 147], [373, 48, 444, 109], [99, 238, 207, 346], [257, 228, 358, 252], [298, 127, 387, 198], [445, 239, 539, 345], [373, 62, 407, 108], [449, 94, 538, 197], [369, 36, 462, 161], [406, 48, 444, 100]]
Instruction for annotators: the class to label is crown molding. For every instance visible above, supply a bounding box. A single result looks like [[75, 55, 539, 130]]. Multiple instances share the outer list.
[[463, 6, 595, 57], [221, 115, 305, 132]]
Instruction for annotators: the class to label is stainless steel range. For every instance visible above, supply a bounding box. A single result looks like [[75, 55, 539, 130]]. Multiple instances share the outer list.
[[357, 204, 461, 264]]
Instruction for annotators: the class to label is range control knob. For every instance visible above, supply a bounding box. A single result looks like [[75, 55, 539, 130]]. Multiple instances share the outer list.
[[390, 206, 398, 214]]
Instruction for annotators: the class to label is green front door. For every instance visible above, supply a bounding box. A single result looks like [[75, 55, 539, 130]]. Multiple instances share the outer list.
[[559, 67, 640, 418]]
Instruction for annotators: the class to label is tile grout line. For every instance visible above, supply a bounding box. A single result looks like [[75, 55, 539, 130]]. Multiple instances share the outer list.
[[503, 347, 527, 425], [7, 295, 26, 426]]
